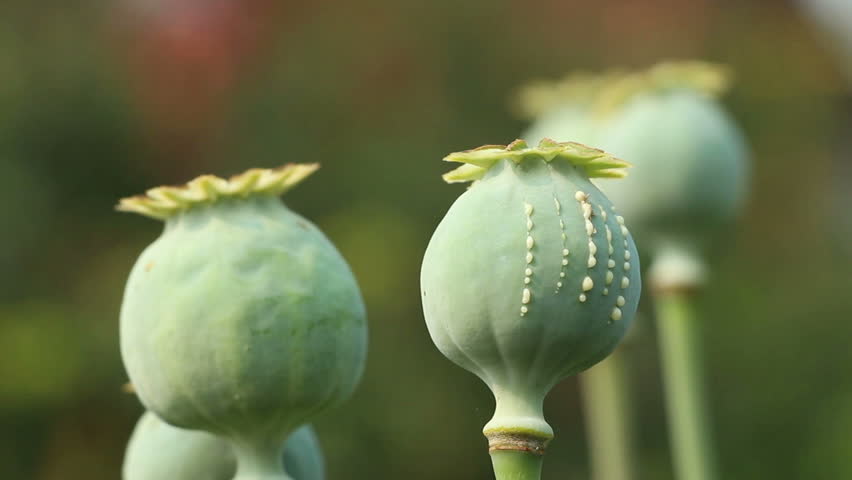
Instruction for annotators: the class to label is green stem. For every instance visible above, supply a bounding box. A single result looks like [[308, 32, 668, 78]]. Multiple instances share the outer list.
[[490, 450, 544, 480], [579, 348, 635, 480], [655, 290, 717, 480]]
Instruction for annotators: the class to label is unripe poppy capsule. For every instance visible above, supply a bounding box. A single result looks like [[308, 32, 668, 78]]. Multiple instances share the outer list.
[[123, 411, 325, 480], [593, 62, 749, 260], [421, 139, 641, 468], [118, 165, 367, 480], [522, 62, 749, 281]]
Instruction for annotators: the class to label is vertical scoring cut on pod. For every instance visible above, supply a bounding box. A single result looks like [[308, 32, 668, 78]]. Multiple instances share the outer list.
[[421, 139, 642, 479]]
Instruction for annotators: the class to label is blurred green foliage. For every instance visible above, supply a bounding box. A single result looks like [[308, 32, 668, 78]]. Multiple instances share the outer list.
[[1, 0, 851, 479]]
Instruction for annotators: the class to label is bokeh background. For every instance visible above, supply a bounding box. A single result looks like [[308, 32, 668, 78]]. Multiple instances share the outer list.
[[2, 0, 851, 478]]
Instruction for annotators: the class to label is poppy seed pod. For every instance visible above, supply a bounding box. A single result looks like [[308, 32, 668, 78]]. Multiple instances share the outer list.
[[520, 62, 748, 290], [118, 165, 367, 480], [123, 411, 325, 480], [420, 140, 641, 472], [592, 63, 749, 260]]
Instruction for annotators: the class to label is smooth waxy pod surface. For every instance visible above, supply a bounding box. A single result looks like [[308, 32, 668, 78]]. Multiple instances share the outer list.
[[421, 140, 641, 477], [123, 411, 324, 480], [118, 165, 367, 480]]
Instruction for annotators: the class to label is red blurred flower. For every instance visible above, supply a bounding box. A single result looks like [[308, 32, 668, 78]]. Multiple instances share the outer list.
[[115, 0, 280, 172]]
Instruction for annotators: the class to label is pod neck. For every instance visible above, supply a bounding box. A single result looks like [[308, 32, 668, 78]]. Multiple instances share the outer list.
[[483, 384, 553, 455], [231, 438, 293, 480]]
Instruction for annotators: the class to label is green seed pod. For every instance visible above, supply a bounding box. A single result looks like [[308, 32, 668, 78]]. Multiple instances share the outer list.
[[123, 411, 325, 480], [118, 165, 367, 480], [520, 62, 748, 290], [421, 140, 641, 475], [592, 63, 749, 261]]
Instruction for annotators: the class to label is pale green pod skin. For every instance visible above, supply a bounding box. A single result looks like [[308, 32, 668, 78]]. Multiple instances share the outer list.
[[118, 166, 367, 480], [421, 141, 641, 454], [523, 105, 597, 148], [123, 411, 325, 480], [280, 427, 324, 480], [518, 72, 620, 148], [594, 90, 749, 255]]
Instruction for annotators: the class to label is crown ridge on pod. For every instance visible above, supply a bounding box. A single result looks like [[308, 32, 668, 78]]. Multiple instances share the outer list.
[[116, 163, 320, 220], [442, 138, 630, 184]]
